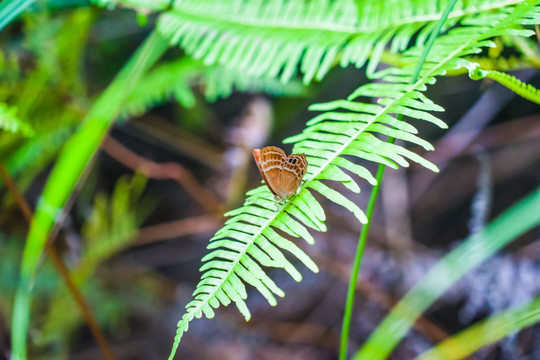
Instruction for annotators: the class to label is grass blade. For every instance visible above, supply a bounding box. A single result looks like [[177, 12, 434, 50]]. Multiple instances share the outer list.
[[353, 186, 540, 360], [0, 0, 35, 32], [11, 30, 168, 360], [415, 297, 540, 360]]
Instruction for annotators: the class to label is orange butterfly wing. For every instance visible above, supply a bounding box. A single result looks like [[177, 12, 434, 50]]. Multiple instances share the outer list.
[[253, 146, 286, 197]]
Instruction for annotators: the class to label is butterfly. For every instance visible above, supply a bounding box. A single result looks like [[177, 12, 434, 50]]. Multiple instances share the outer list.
[[253, 146, 308, 200]]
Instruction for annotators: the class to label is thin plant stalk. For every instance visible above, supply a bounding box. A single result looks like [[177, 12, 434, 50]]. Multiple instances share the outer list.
[[338, 140, 393, 360], [338, 1, 458, 358], [0, 162, 115, 359]]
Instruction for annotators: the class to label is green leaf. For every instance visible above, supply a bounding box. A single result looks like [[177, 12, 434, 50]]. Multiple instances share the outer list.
[[414, 297, 540, 360], [308, 180, 367, 223], [157, 0, 521, 84], [0, 103, 34, 137], [0, 0, 35, 32], [354, 186, 540, 360]]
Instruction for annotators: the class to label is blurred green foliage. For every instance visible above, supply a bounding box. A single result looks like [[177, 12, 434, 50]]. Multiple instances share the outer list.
[[0, 7, 93, 196], [1, 1, 540, 359], [0, 173, 152, 357]]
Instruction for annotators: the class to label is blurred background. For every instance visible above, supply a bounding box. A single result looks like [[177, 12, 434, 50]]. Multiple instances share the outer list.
[[1, 2, 540, 360]]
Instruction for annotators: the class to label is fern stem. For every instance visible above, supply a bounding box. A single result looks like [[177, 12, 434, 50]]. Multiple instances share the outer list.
[[338, 138, 394, 360], [338, 1, 458, 358], [468, 65, 540, 104]]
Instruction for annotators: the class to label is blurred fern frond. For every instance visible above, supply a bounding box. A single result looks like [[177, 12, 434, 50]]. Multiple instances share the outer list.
[[0, 8, 93, 192], [91, 0, 171, 12], [122, 57, 307, 118], [157, 0, 523, 84], [40, 174, 149, 349], [121, 58, 200, 117], [169, 1, 540, 357], [79, 174, 147, 278], [202, 64, 307, 102], [0, 103, 34, 137]]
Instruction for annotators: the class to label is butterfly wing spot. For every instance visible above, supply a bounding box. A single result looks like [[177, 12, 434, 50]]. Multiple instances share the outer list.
[[279, 153, 308, 198], [254, 147, 308, 200]]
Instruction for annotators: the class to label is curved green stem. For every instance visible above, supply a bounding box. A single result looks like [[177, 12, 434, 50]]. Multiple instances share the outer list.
[[468, 64, 540, 104], [338, 1, 458, 359], [338, 139, 394, 360]]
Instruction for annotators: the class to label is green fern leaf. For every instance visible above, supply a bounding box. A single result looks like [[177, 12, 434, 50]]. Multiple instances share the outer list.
[[121, 59, 199, 117], [468, 63, 540, 104], [122, 58, 307, 118], [158, 0, 524, 84]]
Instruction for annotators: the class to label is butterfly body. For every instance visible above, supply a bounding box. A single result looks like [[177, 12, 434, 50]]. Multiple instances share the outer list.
[[253, 146, 308, 200]]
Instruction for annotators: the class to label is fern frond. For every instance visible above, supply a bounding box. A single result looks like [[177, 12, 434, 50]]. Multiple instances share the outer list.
[[122, 58, 306, 118], [54, 8, 94, 95], [169, 185, 321, 359], [91, 0, 170, 12], [0, 126, 73, 207], [40, 175, 148, 345], [0, 10, 93, 200], [169, 1, 540, 358], [158, 0, 523, 84], [468, 63, 540, 104], [121, 59, 199, 117], [202, 65, 307, 102]]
